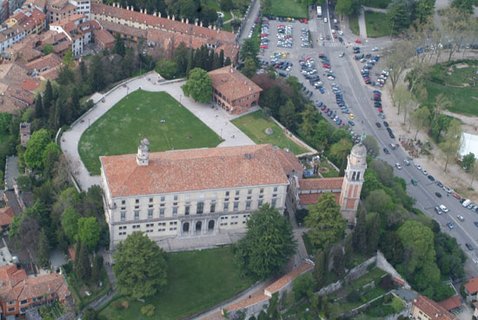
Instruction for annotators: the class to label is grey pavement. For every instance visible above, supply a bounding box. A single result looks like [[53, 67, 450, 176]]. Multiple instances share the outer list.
[[238, 0, 260, 44], [358, 7, 367, 39], [60, 72, 254, 191], [362, 6, 388, 14]]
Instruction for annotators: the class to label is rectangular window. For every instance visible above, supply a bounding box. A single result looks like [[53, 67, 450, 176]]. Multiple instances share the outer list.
[[174, 195, 178, 201], [185, 205, 190, 215], [210, 203, 216, 213], [8, 307, 15, 312], [173, 207, 178, 215], [258, 199, 263, 207], [197, 202, 204, 214], [233, 201, 239, 211], [135, 199, 139, 204], [235, 190, 240, 196], [248, 189, 252, 194], [246, 201, 251, 210], [260, 188, 264, 194], [120, 211, 126, 221], [225, 191, 230, 197], [160, 196, 165, 202], [20, 300, 27, 305], [160, 208, 165, 216], [149, 198, 153, 202], [271, 198, 277, 208], [121, 200, 126, 205], [224, 202, 229, 212], [148, 209, 153, 219], [134, 210, 139, 220], [273, 187, 278, 192]]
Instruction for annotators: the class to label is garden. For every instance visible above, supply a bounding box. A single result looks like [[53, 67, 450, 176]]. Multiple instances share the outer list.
[[232, 110, 310, 155], [422, 60, 478, 116], [78, 90, 221, 175], [262, 0, 308, 19], [99, 247, 255, 320]]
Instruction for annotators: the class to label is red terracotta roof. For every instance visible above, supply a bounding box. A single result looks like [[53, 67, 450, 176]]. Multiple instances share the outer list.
[[24, 53, 62, 72], [465, 277, 478, 294], [299, 177, 344, 191], [413, 295, 457, 320], [21, 79, 40, 92], [209, 66, 262, 102], [299, 192, 340, 206], [438, 295, 462, 312], [93, 29, 115, 47], [0, 207, 14, 227], [101, 144, 296, 198]]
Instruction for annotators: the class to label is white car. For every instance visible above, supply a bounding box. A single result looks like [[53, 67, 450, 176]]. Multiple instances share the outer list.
[[415, 164, 422, 170], [439, 205, 449, 213], [457, 215, 465, 221], [395, 163, 402, 170], [324, 17, 328, 23], [422, 170, 428, 175]]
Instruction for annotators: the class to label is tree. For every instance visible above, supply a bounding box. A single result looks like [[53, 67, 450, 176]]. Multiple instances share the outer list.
[[24, 129, 51, 171], [219, 0, 234, 11], [240, 38, 259, 63], [155, 59, 178, 79], [234, 204, 296, 279], [293, 273, 315, 302], [61, 207, 80, 242], [37, 228, 50, 268], [439, 119, 462, 173], [387, 0, 413, 35], [34, 94, 43, 119], [91, 255, 103, 284], [392, 84, 412, 115], [305, 193, 346, 250], [410, 107, 431, 139], [77, 217, 101, 251], [329, 138, 352, 171], [386, 41, 415, 91], [362, 135, 379, 158], [43, 44, 53, 55], [42, 142, 61, 177], [313, 249, 326, 288], [279, 100, 297, 131], [181, 68, 212, 103], [462, 152, 475, 172], [241, 57, 258, 78], [75, 242, 91, 281], [43, 80, 53, 115], [63, 50, 74, 68], [335, 0, 353, 17], [365, 212, 381, 254], [113, 232, 168, 299], [113, 34, 126, 56], [433, 93, 451, 121], [451, 0, 475, 14], [415, 0, 435, 25], [353, 207, 367, 254]]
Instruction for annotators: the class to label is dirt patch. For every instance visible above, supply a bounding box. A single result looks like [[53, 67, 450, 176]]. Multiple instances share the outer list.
[[454, 63, 469, 69]]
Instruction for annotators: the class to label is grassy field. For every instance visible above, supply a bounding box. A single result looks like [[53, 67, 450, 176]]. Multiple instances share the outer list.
[[362, 0, 392, 8], [99, 247, 254, 320], [349, 15, 359, 35], [423, 60, 478, 116], [263, 0, 308, 18], [364, 12, 391, 38], [232, 111, 309, 155], [78, 90, 221, 175]]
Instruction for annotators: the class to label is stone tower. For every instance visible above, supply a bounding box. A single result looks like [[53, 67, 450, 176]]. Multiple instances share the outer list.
[[339, 143, 367, 224], [136, 138, 150, 166]]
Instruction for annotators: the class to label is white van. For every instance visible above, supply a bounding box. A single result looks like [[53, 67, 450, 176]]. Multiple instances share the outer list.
[[439, 205, 449, 213], [324, 17, 328, 23], [462, 199, 472, 207]]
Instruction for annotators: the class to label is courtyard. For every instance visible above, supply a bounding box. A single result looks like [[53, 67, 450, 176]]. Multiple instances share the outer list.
[[78, 90, 222, 175], [231, 110, 310, 155], [99, 247, 254, 320]]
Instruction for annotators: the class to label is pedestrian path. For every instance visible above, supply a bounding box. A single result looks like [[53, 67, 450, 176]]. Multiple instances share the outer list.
[[60, 72, 254, 191], [358, 7, 367, 39]]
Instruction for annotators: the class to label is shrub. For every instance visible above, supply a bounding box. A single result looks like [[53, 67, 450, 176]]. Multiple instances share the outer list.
[[120, 300, 129, 309], [140, 304, 156, 317], [113, 299, 129, 310], [346, 289, 361, 303]]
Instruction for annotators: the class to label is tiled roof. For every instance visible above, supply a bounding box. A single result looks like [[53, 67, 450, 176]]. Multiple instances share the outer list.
[[0, 207, 14, 227], [39, 67, 60, 80], [98, 20, 147, 39], [93, 29, 114, 47], [209, 66, 262, 102], [299, 177, 344, 191], [299, 192, 340, 206], [22, 79, 40, 92], [25, 53, 62, 72], [101, 144, 296, 198], [465, 277, 478, 294], [438, 295, 462, 311], [0, 265, 70, 303], [413, 295, 457, 320]]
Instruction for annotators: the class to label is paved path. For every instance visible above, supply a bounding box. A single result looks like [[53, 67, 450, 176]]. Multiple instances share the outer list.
[[358, 7, 367, 39], [362, 6, 388, 13], [238, 0, 260, 44], [60, 72, 254, 191]]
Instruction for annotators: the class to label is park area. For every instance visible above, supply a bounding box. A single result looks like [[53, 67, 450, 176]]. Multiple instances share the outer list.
[[232, 110, 310, 155], [364, 12, 391, 38], [99, 247, 254, 320], [78, 90, 221, 175], [263, 0, 308, 18], [422, 60, 478, 116]]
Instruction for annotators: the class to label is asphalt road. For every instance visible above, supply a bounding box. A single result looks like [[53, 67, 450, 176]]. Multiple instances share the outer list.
[[260, 3, 478, 276]]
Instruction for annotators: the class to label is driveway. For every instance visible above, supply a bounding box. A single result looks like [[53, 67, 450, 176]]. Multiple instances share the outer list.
[[60, 72, 254, 191]]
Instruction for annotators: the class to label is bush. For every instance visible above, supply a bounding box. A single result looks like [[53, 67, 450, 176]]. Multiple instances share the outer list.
[[113, 299, 129, 310], [346, 289, 361, 303], [140, 304, 156, 317]]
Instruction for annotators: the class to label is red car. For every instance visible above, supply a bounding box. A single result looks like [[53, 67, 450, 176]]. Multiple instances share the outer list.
[[355, 38, 362, 44]]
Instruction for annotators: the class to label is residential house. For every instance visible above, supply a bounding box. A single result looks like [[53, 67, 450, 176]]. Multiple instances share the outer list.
[[47, 0, 76, 23], [465, 277, 478, 302], [49, 14, 99, 56], [19, 122, 31, 147], [0, 264, 70, 317], [0, 207, 13, 232], [208, 66, 262, 115], [411, 295, 457, 320]]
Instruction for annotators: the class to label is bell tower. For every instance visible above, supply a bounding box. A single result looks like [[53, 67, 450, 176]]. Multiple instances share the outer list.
[[339, 143, 367, 224], [136, 138, 150, 166]]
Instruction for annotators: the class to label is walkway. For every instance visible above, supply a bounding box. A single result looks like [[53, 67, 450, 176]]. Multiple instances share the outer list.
[[60, 71, 254, 191], [358, 7, 367, 39], [362, 6, 388, 14]]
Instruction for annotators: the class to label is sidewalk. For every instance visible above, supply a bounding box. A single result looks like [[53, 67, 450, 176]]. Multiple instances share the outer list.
[[358, 7, 367, 39]]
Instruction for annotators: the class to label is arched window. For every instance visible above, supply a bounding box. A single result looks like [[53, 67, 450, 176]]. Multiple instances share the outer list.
[[208, 220, 215, 231], [196, 221, 202, 232], [182, 222, 189, 233]]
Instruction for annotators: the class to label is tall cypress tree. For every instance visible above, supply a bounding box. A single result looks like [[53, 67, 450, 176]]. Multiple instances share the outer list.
[[34, 94, 43, 118], [37, 228, 50, 268], [43, 80, 53, 116], [75, 242, 91, 281], [219, 49, 225, 67]]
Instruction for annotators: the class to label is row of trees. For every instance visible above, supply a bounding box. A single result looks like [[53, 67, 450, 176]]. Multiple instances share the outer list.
[[155, 44, 231, 80]]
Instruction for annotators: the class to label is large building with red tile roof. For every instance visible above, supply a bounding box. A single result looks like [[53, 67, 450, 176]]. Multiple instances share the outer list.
[[90, 3, 238, 61], [465, 277, 478, 302], [411, 295, 458, 320], [0, 264, 70, 317], [208, 66, 262, 115], [101, 141, 366, 250]]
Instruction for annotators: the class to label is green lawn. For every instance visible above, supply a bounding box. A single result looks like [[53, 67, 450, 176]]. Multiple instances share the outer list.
[[263, 0, 308, 18], [362, 0, 392, 9], [423, 60, 478, 116], [78, 90, 221, 175], [232, 111, 309, 155], [99, 247, 254, 320], [349, 15, 359, 35], [364, 12, 391, 38]]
